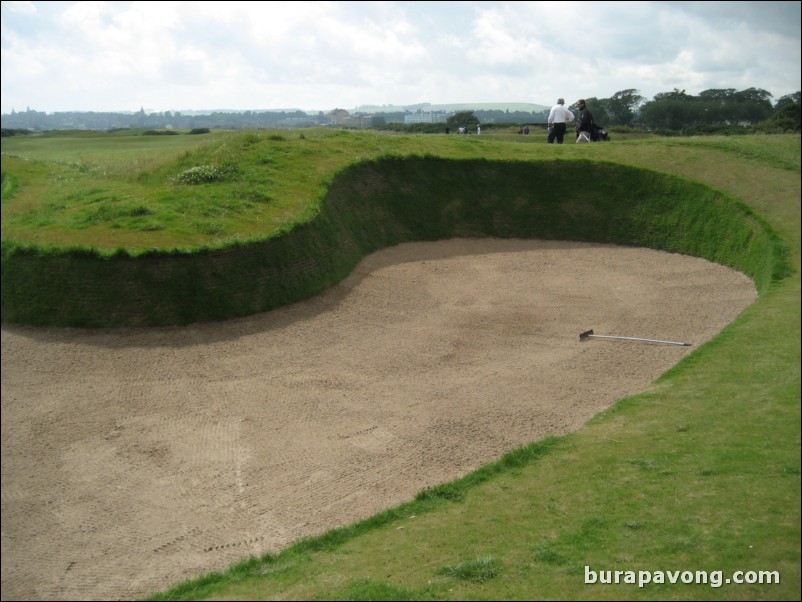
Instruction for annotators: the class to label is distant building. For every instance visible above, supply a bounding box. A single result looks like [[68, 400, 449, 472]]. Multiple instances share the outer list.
[[343, 115, 374, 129], [404, 112, 449, 124], [327, 109, 351, 126]]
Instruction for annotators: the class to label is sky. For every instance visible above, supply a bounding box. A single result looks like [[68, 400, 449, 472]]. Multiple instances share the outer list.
[[1, 1, 800, 115]]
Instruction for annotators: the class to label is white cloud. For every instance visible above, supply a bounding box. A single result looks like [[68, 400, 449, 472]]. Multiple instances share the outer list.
[[1, 1, 799, 113], [2, 1, 38, 15]]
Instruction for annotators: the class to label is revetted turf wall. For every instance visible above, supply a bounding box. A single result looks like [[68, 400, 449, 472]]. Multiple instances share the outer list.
[[0, 158, 789, 327]]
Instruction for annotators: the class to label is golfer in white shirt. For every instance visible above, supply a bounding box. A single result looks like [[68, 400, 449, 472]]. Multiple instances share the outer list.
[[547, 98, 574, 144]]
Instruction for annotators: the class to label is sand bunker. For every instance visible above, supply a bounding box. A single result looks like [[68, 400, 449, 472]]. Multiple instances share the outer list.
[[1, 239, 757, 600]]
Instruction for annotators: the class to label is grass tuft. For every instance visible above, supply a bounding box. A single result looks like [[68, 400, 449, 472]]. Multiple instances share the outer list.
[[435, 556, 503, 583]]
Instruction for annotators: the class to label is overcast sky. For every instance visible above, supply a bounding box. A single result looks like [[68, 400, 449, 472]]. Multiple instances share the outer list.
[[2, 1, 800, 114]]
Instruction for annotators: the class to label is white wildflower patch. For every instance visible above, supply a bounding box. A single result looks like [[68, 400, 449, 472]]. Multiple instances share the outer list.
[[173, 163, 237, 185]]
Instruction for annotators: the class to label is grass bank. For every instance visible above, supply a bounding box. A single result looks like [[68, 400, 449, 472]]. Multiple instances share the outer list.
[[1, 131, 791, 327]]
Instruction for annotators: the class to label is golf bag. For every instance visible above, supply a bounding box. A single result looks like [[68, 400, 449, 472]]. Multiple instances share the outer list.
[[591, 123, 610, 141], [575, 122, 610, 143]]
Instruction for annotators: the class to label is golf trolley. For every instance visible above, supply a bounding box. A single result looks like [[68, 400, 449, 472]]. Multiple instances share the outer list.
[[576, 123, 610, 142]]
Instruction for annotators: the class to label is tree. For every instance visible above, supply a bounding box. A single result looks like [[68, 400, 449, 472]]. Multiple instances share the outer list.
[[698, 88, 737, 101], [447, 111, 479, 129], [640, 87, 775, 130], [605, 89, 645, 125], [652, 89, 694, 102], [766, 102, 801, 132], [759, 92, 801, 132], [775, 92, 801, 109], [640, 89, 700, 129], [640, 97, 698, 130], [731, 88, 773, 123], [733, 87, 773, 105]]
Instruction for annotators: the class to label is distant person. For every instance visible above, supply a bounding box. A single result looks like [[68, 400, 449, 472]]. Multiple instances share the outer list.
[[518, 126, 524, 134], [445, 127, 450, 134], [547, 98, 574, 144], [524, 126, 529, 135], [477, 124, 481, 135], [575, 99, 593, 143]]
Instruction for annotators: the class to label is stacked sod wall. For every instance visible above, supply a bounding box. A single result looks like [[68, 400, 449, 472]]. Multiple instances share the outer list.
[[0, 158, 788, 328]]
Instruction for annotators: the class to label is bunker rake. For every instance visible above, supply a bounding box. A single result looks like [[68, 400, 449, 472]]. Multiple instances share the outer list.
[[579, 329, 691, 347]]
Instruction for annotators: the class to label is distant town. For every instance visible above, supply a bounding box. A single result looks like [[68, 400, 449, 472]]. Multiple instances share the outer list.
[[4, 89, 798, 134], [1, 103, 551, 131]]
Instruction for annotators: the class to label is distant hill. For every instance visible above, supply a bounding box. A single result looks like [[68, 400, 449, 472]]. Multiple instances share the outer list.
[[173, 103, 552, 115], [351, 102, 550, 114]]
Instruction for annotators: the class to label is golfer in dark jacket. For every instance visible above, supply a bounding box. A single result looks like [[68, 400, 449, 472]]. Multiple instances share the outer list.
[[576, 99, 593, 142]]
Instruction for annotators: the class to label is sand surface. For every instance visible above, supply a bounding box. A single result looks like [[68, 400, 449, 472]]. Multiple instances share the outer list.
[[1, 239, 757, 600]]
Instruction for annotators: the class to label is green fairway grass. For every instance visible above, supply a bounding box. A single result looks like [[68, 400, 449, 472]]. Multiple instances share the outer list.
[[2, 129, 799, 600]]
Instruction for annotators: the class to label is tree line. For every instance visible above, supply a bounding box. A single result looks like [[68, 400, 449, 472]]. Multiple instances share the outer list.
[[581, 88, 800, 133]]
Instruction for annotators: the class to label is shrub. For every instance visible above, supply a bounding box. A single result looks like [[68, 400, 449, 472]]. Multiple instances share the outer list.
[[173, 163, 237, 185], [0, 128, 31, 137]]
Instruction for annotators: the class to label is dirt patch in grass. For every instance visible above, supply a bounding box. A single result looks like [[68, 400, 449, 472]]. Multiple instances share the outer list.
[[1, 238, 756, 600]]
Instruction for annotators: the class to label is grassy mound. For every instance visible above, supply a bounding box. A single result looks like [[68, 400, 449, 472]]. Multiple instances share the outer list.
[[1, 156, 788, 327]]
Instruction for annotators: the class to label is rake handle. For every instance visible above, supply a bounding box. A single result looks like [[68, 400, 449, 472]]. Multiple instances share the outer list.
[[579, 329, 691, 346]]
